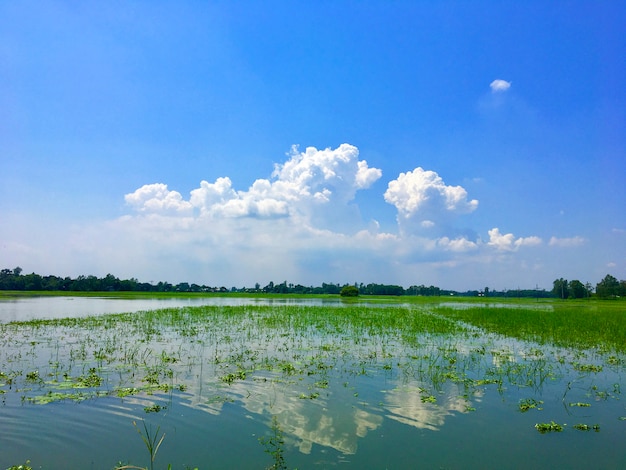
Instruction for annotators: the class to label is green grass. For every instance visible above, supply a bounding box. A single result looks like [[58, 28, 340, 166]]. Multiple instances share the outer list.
[[433, 300, 626, 352]]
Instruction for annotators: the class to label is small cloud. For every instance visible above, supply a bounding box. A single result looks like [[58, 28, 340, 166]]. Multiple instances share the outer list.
[[437, 236, 478, 252], [125, 183, 193, 215], [548, 236, 586, 247], [612, 228, 626, 234], [490, 79, 511, 93], [488, 228, 541, 251]]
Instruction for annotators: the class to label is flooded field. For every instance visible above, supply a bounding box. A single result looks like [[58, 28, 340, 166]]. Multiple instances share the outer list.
[[0, 300, 624, 469]]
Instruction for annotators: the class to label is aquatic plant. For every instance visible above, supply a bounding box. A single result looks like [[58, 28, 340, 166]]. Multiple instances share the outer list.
[[5, 461, 32, 470], [535, 421, 563, 433], [131, 421, 165, 470], [259, 415, 287, 470], [573, 423, 600, 431], [518, 398, 543, 412]]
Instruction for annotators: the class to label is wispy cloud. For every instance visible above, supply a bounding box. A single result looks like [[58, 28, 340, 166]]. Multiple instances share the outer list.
[[548, 236, 586, 247], [490, 79, 511, 93]]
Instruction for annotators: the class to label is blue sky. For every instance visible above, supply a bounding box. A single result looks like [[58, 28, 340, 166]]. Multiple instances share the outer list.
[[1, 1, 624, 291]]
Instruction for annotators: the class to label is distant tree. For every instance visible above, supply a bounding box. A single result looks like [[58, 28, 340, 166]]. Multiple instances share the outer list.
[[552, 278, 569, 299], [340, 285, 359, 297], [13, 266, 23, 276], [596, 274, 620, 298], [568, 280, 587, 299], [23, 273, 42, 290], [176, 282, 190, 292]]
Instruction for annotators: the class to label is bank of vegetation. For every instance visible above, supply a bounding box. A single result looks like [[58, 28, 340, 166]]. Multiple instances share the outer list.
[[0, 267, 624, 299]]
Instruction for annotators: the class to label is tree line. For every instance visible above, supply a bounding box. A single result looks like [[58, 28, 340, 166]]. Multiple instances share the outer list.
[[552, 274, 626, 299], [0, 267, 624, 298], [0, 269, 445, 296]]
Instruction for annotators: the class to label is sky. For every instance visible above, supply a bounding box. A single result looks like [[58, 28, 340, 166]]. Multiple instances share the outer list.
[[1, 1, 625, 291]]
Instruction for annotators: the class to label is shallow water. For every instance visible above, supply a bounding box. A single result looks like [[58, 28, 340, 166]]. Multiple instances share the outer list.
[[0, 303, 623, 469], [0, 295, 344, 323]]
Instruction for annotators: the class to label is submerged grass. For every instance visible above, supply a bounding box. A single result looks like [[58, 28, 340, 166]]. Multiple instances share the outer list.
[[433, 300, 626, 352]]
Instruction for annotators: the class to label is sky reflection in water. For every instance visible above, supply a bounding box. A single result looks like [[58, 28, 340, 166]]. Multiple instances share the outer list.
[[0, 301, 623, 469]]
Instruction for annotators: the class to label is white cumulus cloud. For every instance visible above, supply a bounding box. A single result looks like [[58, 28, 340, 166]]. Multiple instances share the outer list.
[[437, 236, 478, 252], [126, 144, 382, 230], [384, 168, 478, 234], [125, 183, 193, 214], [487, 228, 542, 251], [490, 79, 511, 92], [272, 143, 382, 202]]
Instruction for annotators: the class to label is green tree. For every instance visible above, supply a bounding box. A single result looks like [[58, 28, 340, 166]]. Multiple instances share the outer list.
[[568, 279, 587, 299], [596, 274, 620, 298], [552, 278, 569, 299], [340, 285, 359, 297]]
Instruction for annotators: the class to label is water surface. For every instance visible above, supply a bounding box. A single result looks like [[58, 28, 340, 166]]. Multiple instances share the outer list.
[[0, 302, 623, 469]]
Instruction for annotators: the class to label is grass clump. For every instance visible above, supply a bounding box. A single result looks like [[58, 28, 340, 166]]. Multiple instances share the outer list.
[[535, 421, 563, 433]]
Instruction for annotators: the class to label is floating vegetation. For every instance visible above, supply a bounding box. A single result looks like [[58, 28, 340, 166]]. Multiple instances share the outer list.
[[573, 363, 603, 373], [519, 398, 543, 412], [5, 461, 32, 470], [144, 404, 166, 413], [573, 423, 600, 431], [535, 421, 564, 433]]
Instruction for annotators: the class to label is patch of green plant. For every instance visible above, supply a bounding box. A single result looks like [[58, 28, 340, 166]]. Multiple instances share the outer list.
[[473, 378, 499, 386], [76, 368, 103, 388], [127, 421, 166, 470], [25, 370, 41, 383], [219, 369, 247, 384], [518, 398, 543, 412], [433, 300, 626, 352], [5, 461, 32, 470], [535, 421, 563, 433], [144, 404, 165, 413], [259, 415, 287, 470], [573, 363, 603, 373], [573, 423, 600, 431], [116, 387, 140, 397], [27, 390, 107, 404], [420, 394, 437, 404]]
